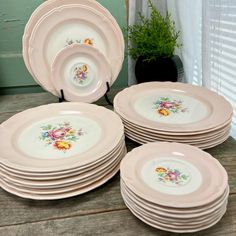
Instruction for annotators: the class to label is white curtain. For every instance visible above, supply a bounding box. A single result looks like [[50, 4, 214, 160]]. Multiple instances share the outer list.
[[201, 0, 236, 138], [128, 0, 236, 138]]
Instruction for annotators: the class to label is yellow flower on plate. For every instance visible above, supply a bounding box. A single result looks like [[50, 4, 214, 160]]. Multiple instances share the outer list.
[[84, 38, 93, 45], [155, 167, 167, 173], [158, 108, 170, 116], [54, 140, 71, 151]]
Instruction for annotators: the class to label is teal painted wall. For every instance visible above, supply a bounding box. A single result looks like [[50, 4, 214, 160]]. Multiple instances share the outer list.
[[0, 0, 127, 94]]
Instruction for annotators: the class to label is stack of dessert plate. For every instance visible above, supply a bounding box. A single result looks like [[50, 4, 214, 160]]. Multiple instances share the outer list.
[[23, 0, 124, 102], [120, 142, 229, 233], [0, 103, 125, 200], [114, 82, 233, 149]]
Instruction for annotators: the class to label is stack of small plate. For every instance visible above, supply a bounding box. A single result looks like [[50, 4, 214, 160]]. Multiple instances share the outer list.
[[23, 0, 124, 102], [114, 82, 233, 149], [120, 142, 229, 233], [0, 103, 125, 200]]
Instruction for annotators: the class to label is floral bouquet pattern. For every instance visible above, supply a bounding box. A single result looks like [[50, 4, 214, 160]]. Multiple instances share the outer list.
[[73, 64, 88, 85], [154, 97, 188, 117], [39, 122, 84, 152], [66, 38, 93, 46], [155, 166, 189, 186]]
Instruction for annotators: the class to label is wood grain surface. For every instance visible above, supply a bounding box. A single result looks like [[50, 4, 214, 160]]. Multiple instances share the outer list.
[[0, 90, 235, 236]]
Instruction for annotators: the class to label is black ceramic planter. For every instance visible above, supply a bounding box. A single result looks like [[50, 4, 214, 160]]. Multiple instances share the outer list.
[[135, 55, 183, 83]]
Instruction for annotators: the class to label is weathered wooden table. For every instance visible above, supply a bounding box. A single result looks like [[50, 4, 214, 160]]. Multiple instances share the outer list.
[[0, 90, 235, 236]]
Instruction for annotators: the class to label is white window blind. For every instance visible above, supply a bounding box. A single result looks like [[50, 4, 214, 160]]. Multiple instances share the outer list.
[[202, 0, 236, 138]]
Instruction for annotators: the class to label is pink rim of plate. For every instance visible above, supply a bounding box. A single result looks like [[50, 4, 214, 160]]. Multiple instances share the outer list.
[[120, 142, 228, 208], [22, 0, 124, 80], [0, 137, 125, 179], [0, 146, 126, 194], [28, 4, 123, 94], [123, 195, 227, 233], [121, 189, 227, 226], [0, 159, 121, 200], [0, 103, 124, 172], [114, 82, 233, 133], [121, 179, 229, 216], [51, 43, 111, 103], [0, 143, 126, 188], [119, 112, 232, 136], [124, 130, 230, 150], [123, 122, 231, 142], [124, 126, 230, 145]]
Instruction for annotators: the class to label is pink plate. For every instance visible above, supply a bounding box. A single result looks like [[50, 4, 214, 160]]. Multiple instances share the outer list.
[[120, 142, 228, 208], [114, 82, 233, 133], [121, 180, 229, 216], [28, 4, 123, 94], [0, 160, 121, 200], [0, 146, 126, 193], [0, 143, 126, 188], [0, 137, 125, 179], [22, 0, 124, 82], [0, 103, 124, 172], [124, 127, 230, 149], [123, 195, 227, 233], [51, 44, 111, 102]]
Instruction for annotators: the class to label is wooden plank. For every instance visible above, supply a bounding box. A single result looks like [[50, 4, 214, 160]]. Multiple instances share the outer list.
[[0, 92, 58, 113], [0, 194, 235, 236]]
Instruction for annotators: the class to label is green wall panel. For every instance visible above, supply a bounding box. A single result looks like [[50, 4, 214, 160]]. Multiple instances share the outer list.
[[0, 0, 42, 53], [0, 55, 37, 87], [0, 0, 127, 94]]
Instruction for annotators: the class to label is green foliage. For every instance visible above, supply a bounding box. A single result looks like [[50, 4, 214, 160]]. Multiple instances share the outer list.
[[126, 0, 181, 61]]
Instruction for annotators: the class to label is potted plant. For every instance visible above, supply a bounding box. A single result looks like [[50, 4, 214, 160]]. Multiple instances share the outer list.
[[126, 0, 183, 83]]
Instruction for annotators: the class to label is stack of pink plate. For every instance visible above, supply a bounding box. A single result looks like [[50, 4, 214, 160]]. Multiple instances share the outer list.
[[0, 103, 125, 200], [114, 82, 233, 149], [120, 142, 229, 233], [23, 0, 124, 102]]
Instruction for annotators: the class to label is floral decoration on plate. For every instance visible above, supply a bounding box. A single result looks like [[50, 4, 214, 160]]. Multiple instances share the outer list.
[[66, 38, 93, 46], [39, 122, 84, 152], [155, 166, 190, 186], [73, 64, 88, 85], [154, 97, 188, 116]]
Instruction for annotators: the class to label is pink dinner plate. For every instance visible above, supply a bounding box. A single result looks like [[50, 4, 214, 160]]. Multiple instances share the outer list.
[[121, 179, 229, 216], [120, 142, 228, 208], [0, 146, 126, 194], [123, 196, 227, 233], [0, 103, 124, 172], [124, 128, 230, 149], [122, 190, 227, 227], [0, 137, 125, 180], [120, 114, 232, 137], [114, 82, 233, 133], [123, 121, 231, 142], [0, 160, 121, 200], [0, 142, 126, 188]]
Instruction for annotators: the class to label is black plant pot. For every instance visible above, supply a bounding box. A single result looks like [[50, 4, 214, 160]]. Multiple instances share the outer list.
[[135, 55, 183, 83]]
